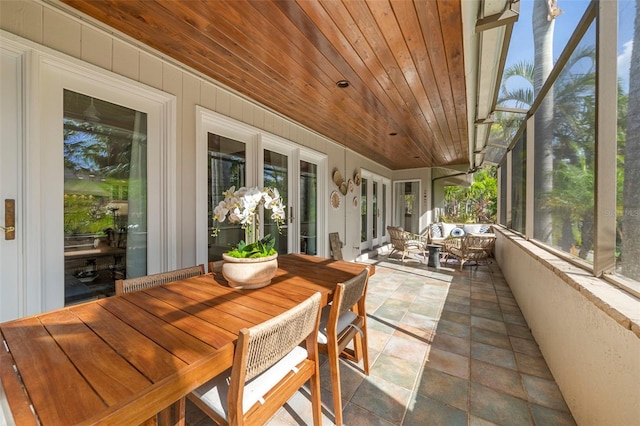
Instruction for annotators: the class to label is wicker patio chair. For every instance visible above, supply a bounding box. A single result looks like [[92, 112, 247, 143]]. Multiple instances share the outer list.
[[188, 292, 323, 426], [317, 268, 371, 426], [387, 226, 428, 263], [114, 264, 205, 295], [443, 234, 496, 271]]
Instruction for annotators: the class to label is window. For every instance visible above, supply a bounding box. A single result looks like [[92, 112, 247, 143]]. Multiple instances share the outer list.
[[617, 0, 640, 282], [511, 133, 526, 233], [63, 90, 148, 303], [207, 134, 246, 260], [533, 22, 596, 260]]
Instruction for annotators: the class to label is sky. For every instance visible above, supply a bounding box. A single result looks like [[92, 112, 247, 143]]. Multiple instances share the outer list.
[[502, 0, 635, 94]]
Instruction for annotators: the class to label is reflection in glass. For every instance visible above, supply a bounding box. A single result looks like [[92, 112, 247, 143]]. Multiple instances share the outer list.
[[300, 160, 317, 255], [63, 90, 147, 304], [264, 150, 288, 253], [208, 134, 246, 260]]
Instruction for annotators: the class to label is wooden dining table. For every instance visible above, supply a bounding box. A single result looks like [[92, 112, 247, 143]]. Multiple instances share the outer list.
[[0, 254, 373, 425]]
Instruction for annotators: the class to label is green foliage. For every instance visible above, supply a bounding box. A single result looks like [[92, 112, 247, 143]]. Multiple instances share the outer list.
[[443, 166, 497, 223], [225, 234, 277, 258]]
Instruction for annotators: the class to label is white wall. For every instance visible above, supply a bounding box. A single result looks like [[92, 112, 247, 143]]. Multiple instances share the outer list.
[[0, 0, 440, 263], [494, 228, 640, 426]]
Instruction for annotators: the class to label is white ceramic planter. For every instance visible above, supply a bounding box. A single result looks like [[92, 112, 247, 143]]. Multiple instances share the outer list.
[[221, 253, 278, 289]]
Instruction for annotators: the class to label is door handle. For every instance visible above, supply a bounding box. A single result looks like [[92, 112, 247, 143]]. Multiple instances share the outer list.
[[2, 199, 15, 240]]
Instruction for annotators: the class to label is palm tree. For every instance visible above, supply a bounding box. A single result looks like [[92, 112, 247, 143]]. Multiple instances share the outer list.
[[532, 0, 561, 244]]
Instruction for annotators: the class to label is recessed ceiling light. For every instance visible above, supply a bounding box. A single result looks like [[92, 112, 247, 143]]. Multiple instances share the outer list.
[[336, 80, 350, 88], [389, 132, 397, 136]]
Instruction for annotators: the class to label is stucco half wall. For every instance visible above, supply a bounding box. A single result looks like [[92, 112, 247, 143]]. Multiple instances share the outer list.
[[493, 227, 640, 426]]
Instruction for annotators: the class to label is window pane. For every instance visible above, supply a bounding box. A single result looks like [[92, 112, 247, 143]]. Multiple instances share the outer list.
[[372, 181, 378, 239], [300, 160, 317, 255], [264, 150, 288, 253], [533, 22, 596, 260], [208, 133, 245, 261], [63, 90, 147, 304], [361, 178, 367, 243], [382, 183, 387, 236], [617, 1, 640, 282], [511, 132, 526, 232]]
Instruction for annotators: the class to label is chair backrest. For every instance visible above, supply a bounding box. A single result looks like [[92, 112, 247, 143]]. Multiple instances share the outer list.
[[237, 292, 322, 381], [463, 234, 496, 252], [208, 260, 224, 274], [332, 268, 370, 320], [115, 264, 205, 295], [329, 232, 342, 260], [387, 226, 404, 249]]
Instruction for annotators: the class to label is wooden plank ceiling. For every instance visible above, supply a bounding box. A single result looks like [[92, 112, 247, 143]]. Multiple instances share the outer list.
[[61, 0, 469, 170]]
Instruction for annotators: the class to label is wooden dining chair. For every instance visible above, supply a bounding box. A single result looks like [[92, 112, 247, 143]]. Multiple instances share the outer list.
[[114, 264, 205, 295], [114, 263, 204, 425], [318, 267, 371, 426], [188, 292, 323, 425], [208, 260, 224, 274]]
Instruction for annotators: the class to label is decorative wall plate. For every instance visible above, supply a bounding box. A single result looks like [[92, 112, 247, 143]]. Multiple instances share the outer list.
[[354, 172, 361, 186], [348, 179, 354, 193], [332, 169, 343, 186], [339, 182, 348, 195], [353, 196, 359, 207], [330, 190, 341, 209]]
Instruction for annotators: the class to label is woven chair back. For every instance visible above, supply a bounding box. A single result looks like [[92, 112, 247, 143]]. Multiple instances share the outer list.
[[243, 292, 321, 381], [335, 268, 369, 317], [115, 264, 205, 295]]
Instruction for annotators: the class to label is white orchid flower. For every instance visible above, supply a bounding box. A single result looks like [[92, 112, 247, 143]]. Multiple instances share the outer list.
[[213, 201, 229, 222]]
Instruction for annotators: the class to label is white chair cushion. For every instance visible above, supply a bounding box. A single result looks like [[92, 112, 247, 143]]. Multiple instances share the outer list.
[[441, 223, 457, 237], [317, 305, 358, 345], [463, 224, 483, 234], [192, 346, 308, 418]]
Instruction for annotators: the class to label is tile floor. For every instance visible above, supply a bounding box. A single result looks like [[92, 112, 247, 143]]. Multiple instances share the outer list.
[[185, 253, 576, 425]]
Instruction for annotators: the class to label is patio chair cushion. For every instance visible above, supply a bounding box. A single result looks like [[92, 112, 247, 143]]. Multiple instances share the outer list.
[[430, 223, 442, 238], [317, 305, 358, 345], [192, 345, 308, 418], [442, 222, 457, 237], [450, 227, 466, 237]]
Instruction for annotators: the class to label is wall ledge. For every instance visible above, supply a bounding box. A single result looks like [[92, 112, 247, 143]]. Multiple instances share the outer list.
[[494, 227, 640, 339]]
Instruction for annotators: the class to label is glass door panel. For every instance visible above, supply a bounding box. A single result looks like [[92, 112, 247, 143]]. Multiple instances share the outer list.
[[208, 134, 246, 261], [63, 90, 147, 304], [361, 178, 368, 243], [264, 149, 288, 253], [372, 181, 378, 242], [382, 183, 387, 238], [300, 160, 317, 254]]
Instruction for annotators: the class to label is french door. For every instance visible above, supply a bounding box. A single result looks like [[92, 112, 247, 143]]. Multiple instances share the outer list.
[[1, 43, 24, 321], [197, 108, 326, 264], [360, 170, 390, 251], [0, 37, 175, 319]]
